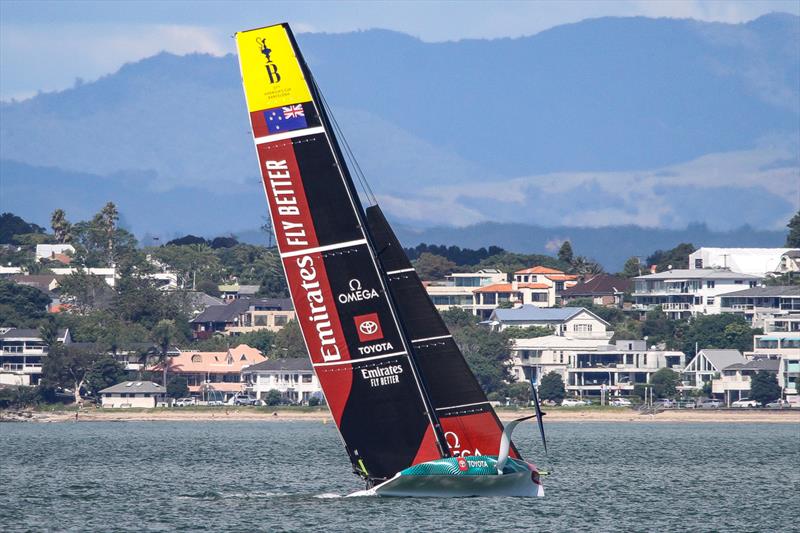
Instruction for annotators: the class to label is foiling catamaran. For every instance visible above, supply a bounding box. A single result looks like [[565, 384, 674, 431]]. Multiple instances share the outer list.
[[235, 23, 547, 498]]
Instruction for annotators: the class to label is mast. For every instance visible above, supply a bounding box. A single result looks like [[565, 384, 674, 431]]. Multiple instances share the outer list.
[[284, 28, 451, 459]]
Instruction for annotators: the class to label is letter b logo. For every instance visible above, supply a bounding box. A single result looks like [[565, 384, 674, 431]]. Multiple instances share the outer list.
[[266, 64, 281, 83]]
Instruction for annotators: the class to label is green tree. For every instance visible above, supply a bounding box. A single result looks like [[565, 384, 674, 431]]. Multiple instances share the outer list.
[[786, 210, 800, 247], [58, 271, 113, 314], [622, 256, 642, 278], [649, 368, 680, 399], [266, 389, 282, 406], [507, 381, 532, 405], [678, 314, 761, 355], [50, 209, 73, 244], [413, 252, 457, 281], [570, 256, 604, 276], [41, 343, 102, 403], [538, 371, 566, 403], [0, 212, 46, 244], [750, 371, 782, 405], [646, 243, 695, 272], [557, 241, 574, 264], [270, 320, 307, 359], [641, 307, 677, 347], [475, 252, 569, 275], [150, 319, 181, 389], [166, 375, 190, 399], [504, 326, 553, 339], [441, 308, 513, 393], [0, 279, 51, 326], [84, 355, 127, 397]]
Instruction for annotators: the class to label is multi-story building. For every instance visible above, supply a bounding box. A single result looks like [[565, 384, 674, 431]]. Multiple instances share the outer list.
[[762, 313, 800, 334], [0, 328, 71, 386], [163, 344, 266, 401], [633, 269, 761, 319], [747, 332, 800, 405], [711, 358, 781, 405], [717, 286, 800, 328], [511, 337, 685, 398], [426, 269, 506, 319], [689, 247, 800, 277], [242, 358, 322, 404], [190, 297, 295, 338], [487, 306, 611, 339]]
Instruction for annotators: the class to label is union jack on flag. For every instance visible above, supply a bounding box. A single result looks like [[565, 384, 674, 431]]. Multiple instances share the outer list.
[[282, 104, 305, 119]]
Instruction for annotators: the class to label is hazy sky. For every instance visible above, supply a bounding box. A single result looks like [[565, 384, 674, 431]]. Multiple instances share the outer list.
[[1, 0, 798, 101]]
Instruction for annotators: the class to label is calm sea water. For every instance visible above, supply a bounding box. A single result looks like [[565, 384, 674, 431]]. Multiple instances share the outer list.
[[0, 420, 797, 532]]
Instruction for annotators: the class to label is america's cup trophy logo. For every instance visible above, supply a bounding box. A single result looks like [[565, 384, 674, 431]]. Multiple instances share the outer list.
[[257, 37, 280, 83]]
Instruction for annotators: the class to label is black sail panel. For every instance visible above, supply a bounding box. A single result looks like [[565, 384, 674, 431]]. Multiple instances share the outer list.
[[366, 205, 521, 460], [236, 23, 442, 481]]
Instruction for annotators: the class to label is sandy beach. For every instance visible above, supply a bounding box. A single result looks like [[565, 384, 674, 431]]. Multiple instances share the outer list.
[[3, 407, 798, 424]]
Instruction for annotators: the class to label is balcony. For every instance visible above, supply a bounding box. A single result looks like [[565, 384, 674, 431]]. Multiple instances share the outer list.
[[662, 303, 692, 311], [1, 363, 43, 373]]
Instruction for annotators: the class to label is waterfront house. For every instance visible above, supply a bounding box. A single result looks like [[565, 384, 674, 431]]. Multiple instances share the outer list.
[[560, 274, 632, 307], [190, 297, 295, 338], [487, 306, 611, 339], [711, 358, 781, 405], [689, 247, 800, 278], [163, 344, 266, 400], [99, 381, 167, 408], [242, 358, 322, 404], [0, 327, 71, 386], [681, 349, 747, 390], [632, 269, 762, 319], [717, 286, 800, 329], [511, 337, 685, 398], [746, 332, 800, 405]]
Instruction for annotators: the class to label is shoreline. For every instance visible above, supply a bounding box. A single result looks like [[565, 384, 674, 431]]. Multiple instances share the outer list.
[[3, 407, 799, 424]]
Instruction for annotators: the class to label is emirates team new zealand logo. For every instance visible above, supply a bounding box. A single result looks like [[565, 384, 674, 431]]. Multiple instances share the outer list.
[[257, 37, 281, 83]]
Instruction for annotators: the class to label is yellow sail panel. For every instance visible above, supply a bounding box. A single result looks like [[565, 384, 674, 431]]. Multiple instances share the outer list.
[[235, 24, 312, 112]]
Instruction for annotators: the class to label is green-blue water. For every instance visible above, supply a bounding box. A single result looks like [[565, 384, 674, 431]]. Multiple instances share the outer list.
[[0, 421, 797, 532]]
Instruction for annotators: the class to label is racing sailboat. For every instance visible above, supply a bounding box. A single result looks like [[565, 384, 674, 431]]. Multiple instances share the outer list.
[[234, 23, 545, 497]]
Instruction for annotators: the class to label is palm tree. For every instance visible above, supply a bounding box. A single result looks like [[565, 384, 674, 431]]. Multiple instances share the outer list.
[[50, 209, 73, 244], [150, 319, 180, 390]]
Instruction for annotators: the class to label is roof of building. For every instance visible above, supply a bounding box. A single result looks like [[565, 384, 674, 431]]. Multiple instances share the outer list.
[[635, 269, 761, 281], [190, 297, 293, 323], [696, 349, 747, 370], [515, 266, 565, 275], [543, 274, 578, 281], [491, 305, 608, 325], [185, 291, 225, 308], [723, 358, 781, 372], [690, 247, 799, 276], [99, 381, 165, 394], [561, 274, 633, 296], [513, 335, 614, 349], [718, 286, 800, 298], [166, 344, 266, 374], [0, 328, 69, 341], [473, 283, 550, 292], [242, 358, 312, 373]]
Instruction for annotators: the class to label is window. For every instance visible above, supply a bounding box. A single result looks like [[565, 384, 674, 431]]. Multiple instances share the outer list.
[[559, 352, 564, 364], [275, 315, 288, 326], [734, 280, 743, 285], [695, 258, 703, 268], [302, 374, 312, 383], [749, 281, 757, 288], [707, 297, 715, 305], [254, 315, 268, 326], [191, 354, 202, 363], [573, 324, 593, 332], [643, 354, 647, 365], [706, 280, 715, 289], [483, 294, 496, 305]]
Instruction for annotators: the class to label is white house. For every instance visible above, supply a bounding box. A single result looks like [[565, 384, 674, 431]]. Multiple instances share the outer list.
[[425, 269, 507, 319], [99, 381, 167, 408], [747, 332, 800, 405], [689, 247, 800, 277], [633, 269, 761, 319], [0, 327, 71, 386], [682, 349, 747, 390], [511, 337, 685, 398], [718, 286, 800, 328], [711, 358, 781, 405], [487, 306, 611, 339], [241, 358, 322, 404]]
